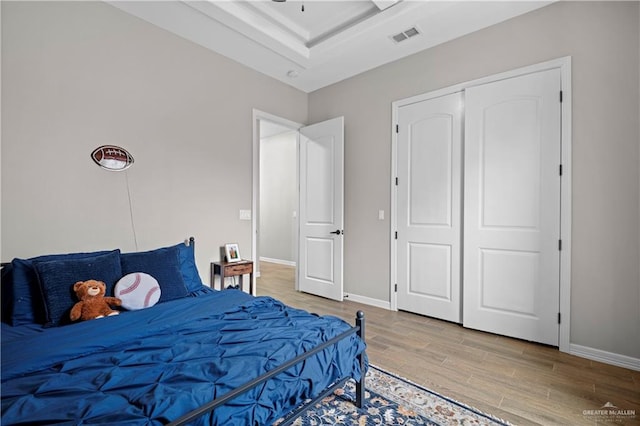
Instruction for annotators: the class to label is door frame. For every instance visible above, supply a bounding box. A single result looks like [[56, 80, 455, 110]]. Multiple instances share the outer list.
[[252, 109, 303, 293], [390, 56, 572, 352]]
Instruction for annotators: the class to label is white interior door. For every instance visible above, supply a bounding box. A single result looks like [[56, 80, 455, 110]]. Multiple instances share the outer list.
[[397, 93, 463, 322], [463, 69, 561, 346], [298, 117, 344, 301]]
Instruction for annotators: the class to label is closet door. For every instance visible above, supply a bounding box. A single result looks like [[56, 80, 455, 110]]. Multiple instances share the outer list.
[[397, 92, 463, 323], [463, 69, 561, 346]]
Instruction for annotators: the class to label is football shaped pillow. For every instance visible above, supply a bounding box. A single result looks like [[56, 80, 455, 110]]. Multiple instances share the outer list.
[[115, 272, 161, 310]]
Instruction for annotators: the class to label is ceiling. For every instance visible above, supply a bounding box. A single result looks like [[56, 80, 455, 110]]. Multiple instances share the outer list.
[[109, 0, 553, 93]]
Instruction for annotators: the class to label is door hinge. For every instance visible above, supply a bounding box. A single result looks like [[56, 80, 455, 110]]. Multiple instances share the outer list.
[[559, 164, 563, 176], [395, 177, 398, 186], [558, 239, 562, 251], [396, 124, 399, 133], [395, 284, 398, 293], [559, 91, 563, 103], [395, 231, 398, 240], [558, 312, 561, 324]]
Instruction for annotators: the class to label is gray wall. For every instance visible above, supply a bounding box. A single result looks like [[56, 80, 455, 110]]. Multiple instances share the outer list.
[[1, 1, 308, 281], [2, 1, 638, 361], [308, 1, 640, 359], [259, 131, 297, 263]]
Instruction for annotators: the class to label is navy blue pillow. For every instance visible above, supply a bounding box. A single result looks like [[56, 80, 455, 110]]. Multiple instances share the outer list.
[[1, 264, 14, 324], [174, 242, 206, 293], [120, 246, 188, 303], [34, 250, 122, 327], [10, 250, 112, 326]]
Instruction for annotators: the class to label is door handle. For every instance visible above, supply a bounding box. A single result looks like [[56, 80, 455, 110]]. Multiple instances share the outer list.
[[329, 229, 343, 235]]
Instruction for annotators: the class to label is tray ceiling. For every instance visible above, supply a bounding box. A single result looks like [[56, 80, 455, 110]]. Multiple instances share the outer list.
[[109, 1, 553, 93]]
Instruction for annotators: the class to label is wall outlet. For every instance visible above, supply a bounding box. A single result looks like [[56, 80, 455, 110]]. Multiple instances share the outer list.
[[239, 209, 252, 220]]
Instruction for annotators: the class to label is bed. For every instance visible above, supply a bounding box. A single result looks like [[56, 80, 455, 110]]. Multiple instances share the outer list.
[[1, 239, 367, 425]]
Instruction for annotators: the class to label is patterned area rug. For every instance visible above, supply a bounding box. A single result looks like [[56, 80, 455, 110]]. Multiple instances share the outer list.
[[277, 365, 510, 425]]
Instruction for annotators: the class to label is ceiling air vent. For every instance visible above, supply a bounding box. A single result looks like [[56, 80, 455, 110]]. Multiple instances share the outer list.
[[390, 26, 421, 44]]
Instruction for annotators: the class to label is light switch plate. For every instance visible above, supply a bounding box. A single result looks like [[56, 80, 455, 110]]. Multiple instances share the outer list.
[[239, 209, 252, 220], [378, 210, 385, 220]]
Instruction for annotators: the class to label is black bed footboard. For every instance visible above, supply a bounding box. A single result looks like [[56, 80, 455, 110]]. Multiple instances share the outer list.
[[355, 310, 365, 407], [168, 310, 367, 426]]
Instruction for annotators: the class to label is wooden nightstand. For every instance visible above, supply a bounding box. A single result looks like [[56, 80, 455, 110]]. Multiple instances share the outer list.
[[211, 260, 254, 294]]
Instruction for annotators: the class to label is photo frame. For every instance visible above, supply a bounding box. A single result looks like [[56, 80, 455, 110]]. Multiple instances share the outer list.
[[224, 243, 241, 262]]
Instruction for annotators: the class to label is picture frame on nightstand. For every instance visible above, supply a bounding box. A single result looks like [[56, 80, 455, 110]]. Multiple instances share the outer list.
[[224, 243, 241, 262]]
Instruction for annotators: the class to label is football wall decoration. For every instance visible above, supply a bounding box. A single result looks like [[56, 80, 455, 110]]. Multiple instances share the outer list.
[[91, 145, 134, 171]]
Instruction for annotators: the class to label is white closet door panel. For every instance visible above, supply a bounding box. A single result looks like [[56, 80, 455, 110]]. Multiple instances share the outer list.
[[397, 92, 463, 323], [481, 98, 541, 228], [409, 116, 453, 226], [463, 69, 561, 346], [409, 243, 452, 300]]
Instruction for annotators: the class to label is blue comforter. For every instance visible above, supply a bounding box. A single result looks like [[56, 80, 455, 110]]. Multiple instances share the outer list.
[[1, 290, 366, 425]]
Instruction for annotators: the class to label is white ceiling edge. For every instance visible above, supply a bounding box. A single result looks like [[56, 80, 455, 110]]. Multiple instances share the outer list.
[[185, 0, 312, 66], [373, 0, 400, 11], [107, 1, 554, 93]]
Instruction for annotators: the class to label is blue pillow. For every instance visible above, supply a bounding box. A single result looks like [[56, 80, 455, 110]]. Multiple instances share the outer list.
[[34, 250, 122, 327], [174, 242, 206, 293], [1, 264, 14, 324], [120, 245, 188, 303], [9, 250, 111, 326]]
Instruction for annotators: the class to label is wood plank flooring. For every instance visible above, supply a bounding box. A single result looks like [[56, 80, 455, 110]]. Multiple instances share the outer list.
[[256, 262, 639, 425]]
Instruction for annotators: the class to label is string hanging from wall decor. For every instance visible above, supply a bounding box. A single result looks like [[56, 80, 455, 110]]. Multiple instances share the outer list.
[[91, 144, 138, 250]]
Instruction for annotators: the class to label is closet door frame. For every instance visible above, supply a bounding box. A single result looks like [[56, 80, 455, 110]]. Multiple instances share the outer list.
[[390, 56, 572, 353]]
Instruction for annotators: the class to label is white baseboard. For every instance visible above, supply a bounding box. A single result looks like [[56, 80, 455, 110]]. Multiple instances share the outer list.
[[344, 292, 391, 310], [570, 343, 640, 371], [260, 257, 296, 267], [323, 290, 639, 373]]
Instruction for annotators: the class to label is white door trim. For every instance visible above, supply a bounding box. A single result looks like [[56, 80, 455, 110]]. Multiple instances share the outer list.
[[390, 56, 572, 353], [252, 109, 303, 294]]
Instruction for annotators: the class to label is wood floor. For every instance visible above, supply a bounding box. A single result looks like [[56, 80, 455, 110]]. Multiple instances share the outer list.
[[257, 262, 639, 425]]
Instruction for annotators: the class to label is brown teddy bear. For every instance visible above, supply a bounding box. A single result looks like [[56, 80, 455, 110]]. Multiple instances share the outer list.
[[70, 280, 122, 321]]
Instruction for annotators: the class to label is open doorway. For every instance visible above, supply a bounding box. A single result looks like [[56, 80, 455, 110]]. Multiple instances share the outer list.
[[259, 123, 297, 266], [252, 110, 302, 292], [252, 111, 345, 300]]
